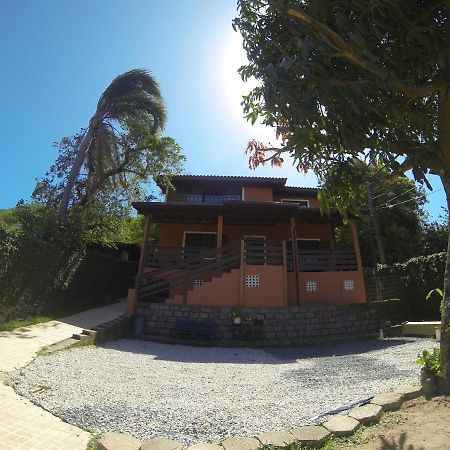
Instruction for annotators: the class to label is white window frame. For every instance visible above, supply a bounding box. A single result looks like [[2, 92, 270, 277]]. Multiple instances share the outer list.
[[281, 198, 310, 207]]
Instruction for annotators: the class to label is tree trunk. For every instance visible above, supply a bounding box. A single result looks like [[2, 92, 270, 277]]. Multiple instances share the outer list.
[[57, 126, 94, 219], [440, 175, 450, 394]]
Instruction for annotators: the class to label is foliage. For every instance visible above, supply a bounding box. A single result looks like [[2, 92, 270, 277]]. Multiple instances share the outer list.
[[0, 316, 53, 332], [378, 253, 445, 320], [421, 217, 448, 255], [417, 348, 442, 377], [427, 288, 445, 314], [0, 228, 137, 316], [57, 69, 174, 216], [234, 0, 450, 391]]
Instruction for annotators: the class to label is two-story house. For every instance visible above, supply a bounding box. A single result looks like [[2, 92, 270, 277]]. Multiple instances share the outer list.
[[128, 175, 366, 311]]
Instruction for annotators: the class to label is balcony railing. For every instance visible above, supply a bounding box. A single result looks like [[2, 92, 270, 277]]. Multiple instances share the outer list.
[[145, 242, 357, 272], [166, 193, 241, 203]]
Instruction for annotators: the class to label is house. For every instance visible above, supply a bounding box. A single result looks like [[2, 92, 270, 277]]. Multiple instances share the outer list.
[[128, 175, 366, 313]]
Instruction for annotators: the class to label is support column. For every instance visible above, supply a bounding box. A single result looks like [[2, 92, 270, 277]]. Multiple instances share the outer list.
[[239, 240, 245, 306], [128, 213, 151, 314], [136, 213, 152, 285], [216, 214, 223, 248], [349, 219, 363, 271], [282, 241, 288, 306], [290, 217, 300, 305]]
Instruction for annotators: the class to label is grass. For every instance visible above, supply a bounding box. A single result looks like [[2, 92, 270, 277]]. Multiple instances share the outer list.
[[0, 315, 53, 331]]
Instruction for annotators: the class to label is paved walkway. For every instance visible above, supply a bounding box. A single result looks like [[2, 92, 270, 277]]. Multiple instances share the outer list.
[[0, 300, 126, 450]]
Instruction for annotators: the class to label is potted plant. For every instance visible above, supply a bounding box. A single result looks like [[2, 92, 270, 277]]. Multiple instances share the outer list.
[[417, 347, 442, 397], [231, 312, 242, 325]]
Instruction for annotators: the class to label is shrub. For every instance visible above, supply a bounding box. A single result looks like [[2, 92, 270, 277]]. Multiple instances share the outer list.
[[377, 252, 445, 320]]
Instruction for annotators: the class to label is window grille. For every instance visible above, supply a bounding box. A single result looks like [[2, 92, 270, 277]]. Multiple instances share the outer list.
[[193, 280, 204, 288], [305, 281, 317, 292], [344, 280, 355, 291], [246, 275, 260, 288]]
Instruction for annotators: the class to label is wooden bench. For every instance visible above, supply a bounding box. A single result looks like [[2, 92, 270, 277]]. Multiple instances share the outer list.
[[175, 319, 218, 339]]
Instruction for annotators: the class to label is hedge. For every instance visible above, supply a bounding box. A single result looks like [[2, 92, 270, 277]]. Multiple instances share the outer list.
[[377, 252, 445, 320], [0, 229, 137, 316]]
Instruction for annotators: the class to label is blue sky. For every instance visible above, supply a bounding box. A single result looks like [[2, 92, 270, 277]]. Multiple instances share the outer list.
[[0, 1, 446, 220]]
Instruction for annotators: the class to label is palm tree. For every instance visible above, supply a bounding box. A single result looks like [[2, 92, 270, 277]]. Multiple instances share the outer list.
[[57, 69, 167, 218]]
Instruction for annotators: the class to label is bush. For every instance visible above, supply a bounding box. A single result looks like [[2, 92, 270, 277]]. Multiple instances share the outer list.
[[377, 252, 445, 320], [0, 229, 137, 317]]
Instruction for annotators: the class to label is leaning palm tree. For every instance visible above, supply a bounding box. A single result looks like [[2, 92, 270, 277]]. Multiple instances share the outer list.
[[57, 69, 167, 218]]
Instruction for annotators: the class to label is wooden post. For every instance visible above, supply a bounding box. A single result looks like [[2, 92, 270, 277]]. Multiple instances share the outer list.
[[290, 217, 300, 305], [136, 213, 152, 288], [349, 219, 363, 270], [282, 240, 288, 306], [216, 214, 223, 248], [239, 240, 245, 306]]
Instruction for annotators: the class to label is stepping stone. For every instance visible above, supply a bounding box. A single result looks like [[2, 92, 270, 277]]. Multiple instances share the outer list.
[[395, 385, 422, 400], [257, 431, 296, 446], [187, 444, 221, 450], [141, 437, 184, 450], [323, 415, 360, 437], [348, 404, 382, 424], [290, 425, 330, 448], [221, 436, 260, 450], [371, 392, 404, 411], [220, 436, 261, 450], [97, 432, 141, 450]]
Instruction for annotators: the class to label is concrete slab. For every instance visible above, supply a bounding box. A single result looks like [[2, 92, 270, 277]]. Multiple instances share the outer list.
[[395, 385, 422, 400], [140, 437, 184, 450], [221, 436, 261, 450], [323, 415, 360, 437], [290, 425, 330, 448], [348, 404, 382, 424], [371, 392, 404, 411], [402, 321, 440, 337], [97, 432, 141, 450], [187, 443, 222, 450], [257, 431, 295, 446]]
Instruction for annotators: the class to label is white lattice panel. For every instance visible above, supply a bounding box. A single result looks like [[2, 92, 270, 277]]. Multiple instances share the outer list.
[[246, 275, 260, 288], [343, 279, 355, 291], [193, 279, 204, 288], [305, 281, 317, 293]]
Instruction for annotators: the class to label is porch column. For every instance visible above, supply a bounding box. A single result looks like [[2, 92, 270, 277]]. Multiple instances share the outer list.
[[290, 217, 300, 305], [136, 213, 152, 285], [349, 219, 363, 270], [216, 214, 224, 248]]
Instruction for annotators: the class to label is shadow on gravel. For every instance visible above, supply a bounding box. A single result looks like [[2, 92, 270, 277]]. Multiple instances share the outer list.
[[100, 337, 421, 365]]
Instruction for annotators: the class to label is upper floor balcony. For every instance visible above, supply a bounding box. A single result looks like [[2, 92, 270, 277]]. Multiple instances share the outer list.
[[166, 192, 242, 204]]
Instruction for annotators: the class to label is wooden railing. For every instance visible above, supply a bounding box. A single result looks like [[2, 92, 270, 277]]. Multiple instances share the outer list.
[[286, 248, 357, 272], [139, 242, 358, 303], [166, 193, 241, 203]]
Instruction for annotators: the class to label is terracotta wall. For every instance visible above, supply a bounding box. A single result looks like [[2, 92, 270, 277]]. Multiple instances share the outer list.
[[243, 187, 273, 201], [287, 271, 366, 305], [157, 222, 334, 247]]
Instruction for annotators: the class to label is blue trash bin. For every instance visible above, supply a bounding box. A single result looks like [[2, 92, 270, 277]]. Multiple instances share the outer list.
[[131, 315, 145, 337]]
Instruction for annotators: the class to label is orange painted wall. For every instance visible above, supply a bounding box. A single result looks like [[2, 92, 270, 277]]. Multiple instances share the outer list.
[[287, 271, 366, 305], [187, 269, 240, 306], [243, 187, 273, 201], [185, 265, 286, 307], [157, 222, 334, 247]]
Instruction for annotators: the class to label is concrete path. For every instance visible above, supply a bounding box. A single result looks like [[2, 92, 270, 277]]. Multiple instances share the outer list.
[[0, 300, 126, 450]]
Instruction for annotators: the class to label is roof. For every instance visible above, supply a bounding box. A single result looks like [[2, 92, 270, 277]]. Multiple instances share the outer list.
[[132, 201, 351, 225], [158, 175, 289, 190]]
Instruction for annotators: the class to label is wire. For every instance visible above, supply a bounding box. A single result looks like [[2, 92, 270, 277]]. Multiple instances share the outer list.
[[376, 188, 443, 211]]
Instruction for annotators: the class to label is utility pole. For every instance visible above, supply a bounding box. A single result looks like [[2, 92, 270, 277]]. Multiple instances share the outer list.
[[367, 183, 386, 265]]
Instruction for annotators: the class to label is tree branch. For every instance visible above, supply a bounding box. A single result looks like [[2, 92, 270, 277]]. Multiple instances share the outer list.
[[287, 7, 446, 100]]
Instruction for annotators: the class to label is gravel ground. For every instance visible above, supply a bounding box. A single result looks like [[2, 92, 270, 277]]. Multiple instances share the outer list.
[[11, 337, 434, 444]]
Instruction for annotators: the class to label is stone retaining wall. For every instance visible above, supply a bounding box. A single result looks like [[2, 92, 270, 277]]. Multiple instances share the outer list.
[[137, 300, 403, 346]]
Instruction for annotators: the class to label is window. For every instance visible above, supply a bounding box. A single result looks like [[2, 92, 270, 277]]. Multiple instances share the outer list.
[[281, 199, 310, 207], [297, 239, 321, 250], [344, 280, 355, 291], [246, 275, 260, 287], [305, 281, 317, 292], [183, 232, 217, 248]]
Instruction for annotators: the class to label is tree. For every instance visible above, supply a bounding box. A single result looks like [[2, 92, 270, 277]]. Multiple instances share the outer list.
[[57, 69, 167, 218], [234, 0, 450, 391]]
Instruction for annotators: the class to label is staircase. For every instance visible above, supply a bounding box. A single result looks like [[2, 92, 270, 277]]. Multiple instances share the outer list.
[[138, 241, 242, 303]]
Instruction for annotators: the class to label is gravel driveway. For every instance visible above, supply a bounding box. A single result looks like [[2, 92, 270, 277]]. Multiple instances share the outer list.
[[11, 337, 434, 444]]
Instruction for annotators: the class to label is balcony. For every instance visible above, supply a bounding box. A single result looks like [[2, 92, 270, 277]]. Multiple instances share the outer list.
[[166, 193, 241, 203]]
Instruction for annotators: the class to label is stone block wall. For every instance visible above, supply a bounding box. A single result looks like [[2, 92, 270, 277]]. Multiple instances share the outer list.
[[136, 300, 403, 346]]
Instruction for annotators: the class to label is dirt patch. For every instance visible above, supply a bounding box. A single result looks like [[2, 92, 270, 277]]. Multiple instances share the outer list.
[[343, 396, 450, 450]]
